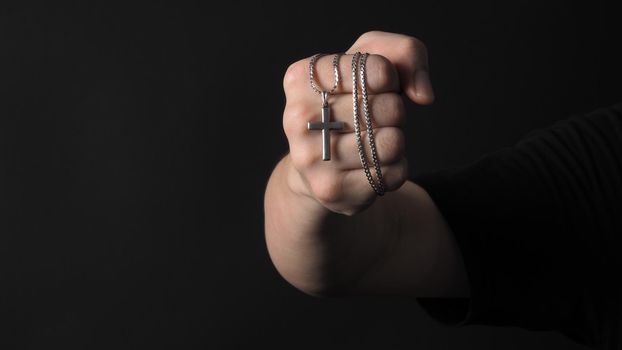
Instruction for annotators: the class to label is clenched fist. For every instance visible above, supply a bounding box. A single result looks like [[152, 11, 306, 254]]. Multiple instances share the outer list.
[[282, 31, 434, 216], [265, 31, 466, 298]]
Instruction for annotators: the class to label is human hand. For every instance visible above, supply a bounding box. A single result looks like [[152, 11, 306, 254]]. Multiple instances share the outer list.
[[282, 31, 434, 216]]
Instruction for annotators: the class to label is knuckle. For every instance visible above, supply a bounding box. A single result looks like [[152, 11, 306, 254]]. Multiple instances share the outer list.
[[377, 128, 405, 164], [370, 55, 396, 90], [290, 147, 316, 170], [387, 158, 409, 191], [341, 210, 356, 217], [283, 59, 307, 90], [403, 35, 427, 53], [396, 158, 409, 182], [311, 175, 343, 204], [357, 30, 380, 42], [385, 94, 407, 127], [282, 116, 295, 138], [283, 103, 310, 137], [340, 206, 364, 217]]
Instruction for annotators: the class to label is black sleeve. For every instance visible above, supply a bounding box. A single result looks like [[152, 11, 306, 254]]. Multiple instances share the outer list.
[[411, 102, 622, 349]]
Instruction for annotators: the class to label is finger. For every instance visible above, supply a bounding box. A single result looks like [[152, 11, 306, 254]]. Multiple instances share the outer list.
[[332, 127, 406, 170], [328, 93, 406, 133], [283, 53, 400, 98], [283, 93, 406, 136], [346, 31, 434, 105], [341, 156, 410, 205], [298, 156, 409, 214], [290, 126, 405, 171]]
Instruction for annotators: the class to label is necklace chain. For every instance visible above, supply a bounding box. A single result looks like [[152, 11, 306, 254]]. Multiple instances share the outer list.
[[309, 53, 341, 101], [352, 52, 386, 196]]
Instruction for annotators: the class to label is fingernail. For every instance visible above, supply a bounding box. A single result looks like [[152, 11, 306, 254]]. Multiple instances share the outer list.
[[414, 70, 434, 102]]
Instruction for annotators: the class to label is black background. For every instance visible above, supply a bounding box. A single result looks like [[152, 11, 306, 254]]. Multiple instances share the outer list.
[[1, 1, 620, 349]]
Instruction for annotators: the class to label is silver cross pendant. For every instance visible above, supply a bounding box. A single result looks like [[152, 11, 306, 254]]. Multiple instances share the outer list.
[[308, 92, 344, 161]]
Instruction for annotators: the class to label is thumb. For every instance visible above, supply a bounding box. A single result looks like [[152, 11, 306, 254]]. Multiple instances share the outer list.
[[346, 31, 434, 105]]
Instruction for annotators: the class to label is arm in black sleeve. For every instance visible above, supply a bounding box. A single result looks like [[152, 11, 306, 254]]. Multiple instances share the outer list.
[[411, 102, 622, 349]]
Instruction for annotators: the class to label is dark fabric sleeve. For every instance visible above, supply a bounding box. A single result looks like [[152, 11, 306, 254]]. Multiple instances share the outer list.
[[411, 102, 622, 349]]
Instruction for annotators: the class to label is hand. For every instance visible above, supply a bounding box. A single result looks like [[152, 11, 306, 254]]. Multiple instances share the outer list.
[[282, 31, 434, 216], [268, 32, 466, 297]]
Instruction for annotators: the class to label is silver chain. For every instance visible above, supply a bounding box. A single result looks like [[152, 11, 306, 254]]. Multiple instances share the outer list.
[[352, 52, 386, 196], [309, 53, 341, 101]]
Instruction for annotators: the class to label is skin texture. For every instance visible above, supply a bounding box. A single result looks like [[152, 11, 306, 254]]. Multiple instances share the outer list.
[[264, 31, 470, 298]]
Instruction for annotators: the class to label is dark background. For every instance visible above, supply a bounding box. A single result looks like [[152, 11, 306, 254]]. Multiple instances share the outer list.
[[1, 1, 619, 349]]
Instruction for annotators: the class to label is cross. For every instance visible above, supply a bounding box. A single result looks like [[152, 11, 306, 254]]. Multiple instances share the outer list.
[[308, 105, 344, 161]]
